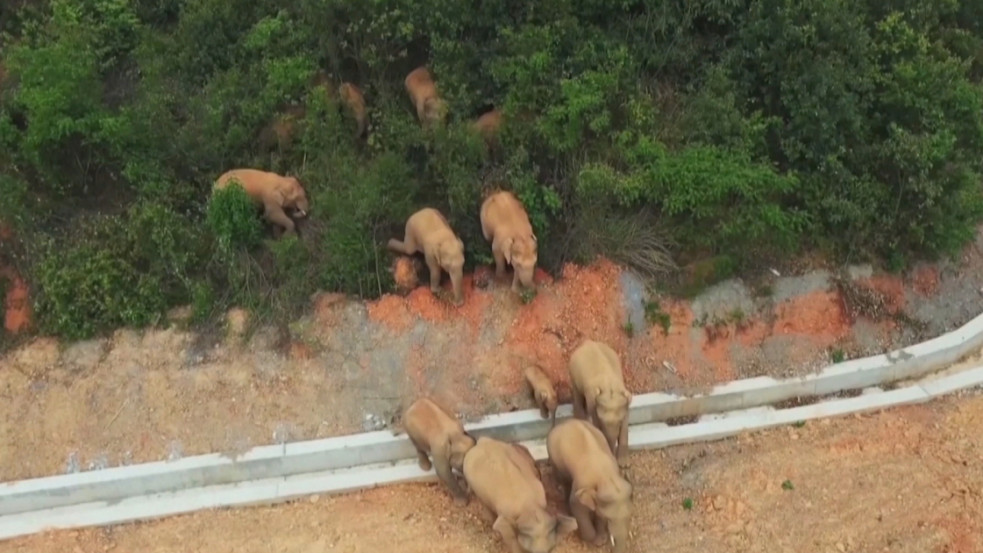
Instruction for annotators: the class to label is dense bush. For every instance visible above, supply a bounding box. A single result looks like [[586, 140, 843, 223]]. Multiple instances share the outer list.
[[1, 0, 982, 339]]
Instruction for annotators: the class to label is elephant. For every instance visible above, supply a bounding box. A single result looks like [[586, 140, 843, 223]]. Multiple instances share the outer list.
[[403, 397, 476, 505], [463, 436, 578, 553], [547, 419, 633, 553], [258, 104, 307, 154], [472, 108, 503, 147], [404, 66, 448, 129], [213, 168, 309, 237], [568, 340, 632, 463], [523, 365, 558, 427], [387, 207, 466, 305], [337, 82, 368, 139], [480, 190, 538, 293]]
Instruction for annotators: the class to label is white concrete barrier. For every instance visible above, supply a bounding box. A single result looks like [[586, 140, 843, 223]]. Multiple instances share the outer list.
[[0, 311, 980, 540]]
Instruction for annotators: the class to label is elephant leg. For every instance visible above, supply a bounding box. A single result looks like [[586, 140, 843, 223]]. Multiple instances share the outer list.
[[387, 238, 415, 255], [585, 394, 599, 426], [264, 202, 295, 236], [424, 254, 443, 294], [408, 436, 431, 471], [572, 389, 586, 420], [492, 246, 507, 281], [617, 417, 630, 463], [492, 516, 524, 553], [569, 490, 598, 543], [434, 453, 468, 506]]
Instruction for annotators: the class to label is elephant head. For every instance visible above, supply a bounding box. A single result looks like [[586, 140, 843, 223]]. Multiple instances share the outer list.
[[436, 237, 466, 305], [447, 431, 476, 472], [506, 234, 538, 289], [595, 388, 630, 451], [283, 176, 309, 218], [506, 510, 578, 553], [575, 478, 633, 553]]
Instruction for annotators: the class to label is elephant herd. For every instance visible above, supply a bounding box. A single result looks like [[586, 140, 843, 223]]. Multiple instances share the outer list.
[[403, 339, 634, 553], [210, 66, 531, 307]]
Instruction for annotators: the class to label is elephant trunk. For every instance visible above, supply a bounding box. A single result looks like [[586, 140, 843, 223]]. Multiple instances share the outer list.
[[518, 266, 536, 289], [450, 268, 464, 305], [603, 422, 620, 453], [609, 518, 630, 553]]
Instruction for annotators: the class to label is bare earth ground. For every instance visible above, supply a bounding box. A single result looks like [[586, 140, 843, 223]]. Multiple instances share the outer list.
[[7, 389, 983, 553], [0, 227, 982, 480]]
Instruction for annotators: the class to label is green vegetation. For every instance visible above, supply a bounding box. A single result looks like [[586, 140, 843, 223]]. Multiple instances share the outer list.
[[644, 300, 671, 336], [2, 0, 983, 340]]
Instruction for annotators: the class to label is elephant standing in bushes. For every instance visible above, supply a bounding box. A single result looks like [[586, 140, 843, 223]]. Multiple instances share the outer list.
[[480, 190, 538, 294], [213, 168, 309, 238], [472, 108, 503, 149], [387, 207, 466, 305], [404, 66, 448, 129], [547, 419, 633, 552], [403, 397, 476, 505], [463, 436, 578, 553], [568, 340, 632, 463]]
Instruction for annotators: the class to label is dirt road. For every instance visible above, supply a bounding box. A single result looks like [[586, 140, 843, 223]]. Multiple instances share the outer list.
[[8, 390, 982, 553]]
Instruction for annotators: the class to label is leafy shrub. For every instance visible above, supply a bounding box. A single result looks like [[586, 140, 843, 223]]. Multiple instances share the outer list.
[[577, 140, 807, 254], [3, 0, 983, 340], [207, 184, 263, 250], [35, 243, 165, 339]]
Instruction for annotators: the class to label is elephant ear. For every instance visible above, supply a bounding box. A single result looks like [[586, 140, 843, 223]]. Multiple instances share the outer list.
[[574, 487, 597, 511]]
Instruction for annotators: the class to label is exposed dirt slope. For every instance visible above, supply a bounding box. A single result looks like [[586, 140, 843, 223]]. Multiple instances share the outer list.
[[0, 228, 981, 480]]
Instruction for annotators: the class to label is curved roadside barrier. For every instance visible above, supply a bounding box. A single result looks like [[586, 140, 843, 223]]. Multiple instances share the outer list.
[[0, 312, 981, 541]]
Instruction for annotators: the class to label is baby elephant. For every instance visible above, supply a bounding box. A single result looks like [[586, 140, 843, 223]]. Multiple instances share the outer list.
[[523, 365, 558, 427], [213, 168, 309, 237], [480, 190, 538, 293], [568, 340, 632, 463], [547, 419, 633, 553], [387, 207, 466, 305], [463, 436, 578, 553], [404, 66, 447, 129], [403, 397, 476, 506]]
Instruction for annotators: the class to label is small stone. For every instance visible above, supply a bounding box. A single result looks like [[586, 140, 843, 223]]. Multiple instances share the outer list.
[[712, 495, 726, 511], [309, 494, 320, 504], [836, 542, 846, 552]]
